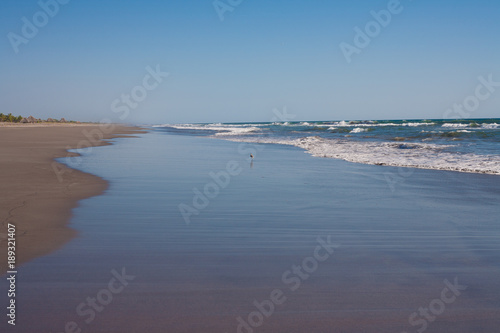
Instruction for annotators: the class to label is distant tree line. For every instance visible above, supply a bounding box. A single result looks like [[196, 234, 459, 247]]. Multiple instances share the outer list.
[[0, 113, 23, 122], [0, 114, 75, 123]]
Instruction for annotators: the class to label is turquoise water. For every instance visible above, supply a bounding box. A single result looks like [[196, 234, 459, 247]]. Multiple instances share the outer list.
[[2, 129, 500, 333]]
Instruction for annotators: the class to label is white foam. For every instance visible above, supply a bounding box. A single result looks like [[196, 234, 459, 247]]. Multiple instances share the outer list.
[[350, 127, 368, 133], [482, 123, 499, 129], [214, 127, 260, 136], [277, 122, 330, 127], [403, 122, 435, 127], [158, 124, 262, 135], [223, 136, 500, 175], [441, 122, 499, 130], [332, 121, 435, 128], [442, 123, 469, 128]]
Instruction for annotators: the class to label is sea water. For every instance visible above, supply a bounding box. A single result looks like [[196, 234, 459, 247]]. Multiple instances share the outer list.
[[157, 118, 500, 174]]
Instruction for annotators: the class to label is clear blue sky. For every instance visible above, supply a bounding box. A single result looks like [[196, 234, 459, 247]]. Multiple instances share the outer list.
[[1, 0, 499, 124]]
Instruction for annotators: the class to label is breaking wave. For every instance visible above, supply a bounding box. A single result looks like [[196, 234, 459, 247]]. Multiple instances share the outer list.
[[156, 119, 500, 175]]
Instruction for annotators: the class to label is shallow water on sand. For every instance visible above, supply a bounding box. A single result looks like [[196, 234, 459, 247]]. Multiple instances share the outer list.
[[2, 129, 500, 332]]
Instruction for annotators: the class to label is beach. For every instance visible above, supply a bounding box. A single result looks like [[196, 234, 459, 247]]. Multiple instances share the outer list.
[[3, 0, 499, 331], [2, 129, 499, 332], [0, 124, 145, 276]]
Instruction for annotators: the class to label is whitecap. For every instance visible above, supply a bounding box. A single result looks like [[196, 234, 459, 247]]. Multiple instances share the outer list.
[[442, 123, 469, 128], [481, 123, 499, 129]]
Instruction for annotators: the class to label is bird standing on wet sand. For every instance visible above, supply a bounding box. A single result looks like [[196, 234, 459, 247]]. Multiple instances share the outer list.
[[250, 154, 254, 159]]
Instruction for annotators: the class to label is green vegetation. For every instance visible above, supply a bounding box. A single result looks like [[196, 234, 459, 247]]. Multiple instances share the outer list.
[[0, 114, 76, 123], [0, 113, 23, 122]]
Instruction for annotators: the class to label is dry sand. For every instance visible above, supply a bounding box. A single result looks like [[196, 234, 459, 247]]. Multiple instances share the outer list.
[[0, 123, 146, 275]]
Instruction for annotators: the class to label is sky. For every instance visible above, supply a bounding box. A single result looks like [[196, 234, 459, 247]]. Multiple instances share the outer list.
[[0, 0, 499, 124]]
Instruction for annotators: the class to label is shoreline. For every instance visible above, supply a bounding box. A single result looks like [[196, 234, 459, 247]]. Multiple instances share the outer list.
[[4, 129, 500, 332], [0, 124, 147, 275]]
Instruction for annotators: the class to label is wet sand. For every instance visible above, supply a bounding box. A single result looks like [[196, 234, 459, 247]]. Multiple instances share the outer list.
[[0, 124, 145, 275], [2, 130, 500, 332]]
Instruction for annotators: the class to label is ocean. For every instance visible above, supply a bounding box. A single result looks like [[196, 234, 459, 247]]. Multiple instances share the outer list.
[[157, 118, 500, 175]]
